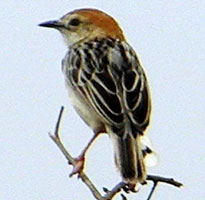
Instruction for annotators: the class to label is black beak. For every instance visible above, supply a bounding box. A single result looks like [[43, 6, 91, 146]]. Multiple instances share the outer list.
[[38, 20, 65, 29]]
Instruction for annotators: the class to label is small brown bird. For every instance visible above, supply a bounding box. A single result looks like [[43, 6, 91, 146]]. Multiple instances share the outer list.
[[39, 8, 155, 189]]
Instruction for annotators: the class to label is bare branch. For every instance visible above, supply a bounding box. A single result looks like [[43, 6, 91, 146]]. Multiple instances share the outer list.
[[49, 106, 103, 200], [146, 181, 158, 200], [54, 106, 64, 138], [147, 175, 183, 188], [103, 182, 126, 200], [145, 175, 183, 200], [48, 107, 183, 200], [121, 193, 128, 200]]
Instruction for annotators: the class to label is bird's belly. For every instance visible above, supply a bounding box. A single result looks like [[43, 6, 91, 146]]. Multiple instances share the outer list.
[[67, 85, 105, 132]]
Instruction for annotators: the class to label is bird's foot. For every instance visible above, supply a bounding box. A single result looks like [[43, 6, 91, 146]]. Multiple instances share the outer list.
[[69, 155, 85, 177], [123, 183, 137, 193]]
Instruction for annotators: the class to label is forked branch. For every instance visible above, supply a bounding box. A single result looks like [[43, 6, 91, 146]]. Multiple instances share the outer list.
[[48, 106, 183, 200]]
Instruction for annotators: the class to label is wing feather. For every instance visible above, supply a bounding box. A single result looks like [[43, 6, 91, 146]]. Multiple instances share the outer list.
[[67, 39, 151, 130]]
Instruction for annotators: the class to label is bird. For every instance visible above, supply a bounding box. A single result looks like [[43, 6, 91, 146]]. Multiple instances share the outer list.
[[39, 8, 156, 190]]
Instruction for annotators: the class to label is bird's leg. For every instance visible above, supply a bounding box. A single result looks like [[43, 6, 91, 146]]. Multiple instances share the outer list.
[[69, 128, 104, 177]]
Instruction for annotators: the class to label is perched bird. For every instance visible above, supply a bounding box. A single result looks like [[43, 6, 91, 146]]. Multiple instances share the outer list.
[[39, 8, 156, 189]]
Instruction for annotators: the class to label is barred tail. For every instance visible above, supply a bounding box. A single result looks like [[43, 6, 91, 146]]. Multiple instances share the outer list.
[[110, 128, 146, 184]]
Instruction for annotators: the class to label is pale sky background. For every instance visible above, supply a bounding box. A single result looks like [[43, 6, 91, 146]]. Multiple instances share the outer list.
[[1, 1, 204, 200]]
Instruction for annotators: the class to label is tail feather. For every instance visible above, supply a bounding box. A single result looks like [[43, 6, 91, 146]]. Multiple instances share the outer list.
[[117, 134, 137, 180], [110, 129, 146, 184], [135, 133, 146, 182], [141, 135, 158, 168]]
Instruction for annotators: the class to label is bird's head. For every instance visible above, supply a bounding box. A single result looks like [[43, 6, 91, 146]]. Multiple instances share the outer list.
[[39, 8, 125, 47]]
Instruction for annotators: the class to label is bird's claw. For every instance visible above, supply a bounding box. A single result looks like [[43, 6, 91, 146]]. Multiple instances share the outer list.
[[69, 155, 85, 177], [122, 183, 137, 193]]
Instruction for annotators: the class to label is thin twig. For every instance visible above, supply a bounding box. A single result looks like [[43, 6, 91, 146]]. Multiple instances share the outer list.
[[49, 106, 103, 200], [146, 181, 158, 200], [147, 175, 183, 188], [54, 106, 64, 139], [103, 182, 126, 200], [145, 175, 183, 200], [121, 193, 128, 200]]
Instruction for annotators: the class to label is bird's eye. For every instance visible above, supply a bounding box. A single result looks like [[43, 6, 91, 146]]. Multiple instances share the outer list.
[[68, 18, 81, 26]]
